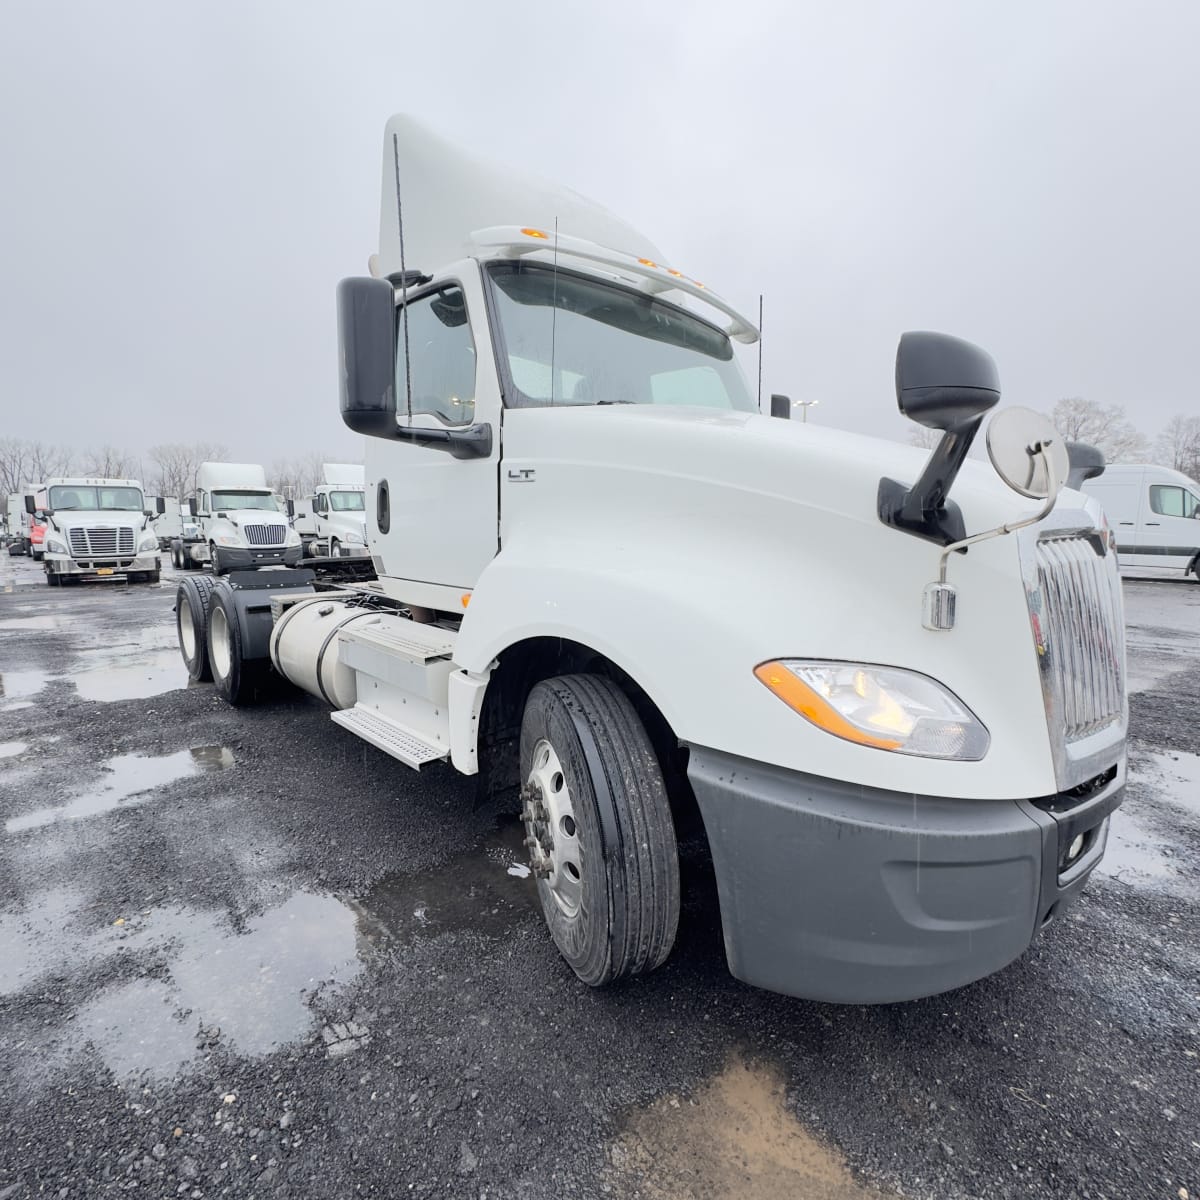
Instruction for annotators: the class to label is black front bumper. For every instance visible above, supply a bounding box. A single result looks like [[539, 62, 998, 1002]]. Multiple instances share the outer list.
[[218, 546, 303, 569], [687, 747, 1124, 1005]]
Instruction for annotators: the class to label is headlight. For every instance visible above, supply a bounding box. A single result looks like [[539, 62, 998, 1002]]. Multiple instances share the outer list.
[[342, 531, 364, 545], [45, 537, 68, 555], [138, 534, 158, 552], [216, 535, 240, 546], [754, 660, 990, 761], [286, 528, 301, 545]]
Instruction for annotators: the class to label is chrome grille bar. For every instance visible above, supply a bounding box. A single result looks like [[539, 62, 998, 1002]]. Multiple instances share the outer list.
[[1034, 534, 1124, 741], [243, 523, 287, 546]]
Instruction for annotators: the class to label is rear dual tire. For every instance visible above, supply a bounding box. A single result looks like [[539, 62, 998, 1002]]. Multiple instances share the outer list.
[[207, 586, 271, 705], [176, 575, 216, 682]]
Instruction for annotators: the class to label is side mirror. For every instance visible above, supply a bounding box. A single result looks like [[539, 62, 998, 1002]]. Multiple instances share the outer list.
[[879, 331, 1001, 546], [337, 274, 492, 459], [156, 497, 167, 515], [1064, 441, 1105, 490], [338, 276, 399, 438], [895, 331, 1000, 431], [24, 496, 36, 515], [187, 498, 197, 517], [286, 499, 295, 518], [770, 394, 791, 420], [986, 407, 1068, 500]]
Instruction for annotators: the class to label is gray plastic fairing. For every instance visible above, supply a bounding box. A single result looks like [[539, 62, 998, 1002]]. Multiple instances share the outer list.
[[686, 746, 1122, 1004]]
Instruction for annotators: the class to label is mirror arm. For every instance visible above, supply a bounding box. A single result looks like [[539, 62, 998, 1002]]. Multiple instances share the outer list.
[[395, 423, 492, 460], [898, 416, 985, 525], [936, 442, 1060, 582]]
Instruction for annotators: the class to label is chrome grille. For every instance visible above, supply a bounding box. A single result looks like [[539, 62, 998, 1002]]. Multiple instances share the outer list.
[[1032, 534, 1124, 741], [243, 524, 287, 546], [67, 526, 135, 558]]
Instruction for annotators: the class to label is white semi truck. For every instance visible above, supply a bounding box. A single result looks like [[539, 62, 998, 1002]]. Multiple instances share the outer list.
[[174, 462, 303, 574], [36, 477, 161, 584], [175, 116, 1128, 1005], [149, 497, 200, 552], [291, 464, 369, 559]]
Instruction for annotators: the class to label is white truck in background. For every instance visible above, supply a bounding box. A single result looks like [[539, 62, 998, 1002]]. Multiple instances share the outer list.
[[36, 477, 161, 585], [175, 115, 1128, 1006], [1080, 463, 1200, 581], [174, 462, 303, 575], [291, 464, 369, 559], [149, 498, 200, 552]]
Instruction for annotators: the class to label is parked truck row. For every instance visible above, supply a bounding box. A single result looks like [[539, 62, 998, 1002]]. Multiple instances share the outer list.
[[172, 115, 1131, 1007], [4, 462, 375, 587]]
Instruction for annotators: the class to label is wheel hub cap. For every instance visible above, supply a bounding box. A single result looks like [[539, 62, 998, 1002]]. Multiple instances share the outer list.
[[523, 739, 583, 918]]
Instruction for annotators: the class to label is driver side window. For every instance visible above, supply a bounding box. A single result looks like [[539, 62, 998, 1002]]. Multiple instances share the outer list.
[[394, 286, 477, 427]]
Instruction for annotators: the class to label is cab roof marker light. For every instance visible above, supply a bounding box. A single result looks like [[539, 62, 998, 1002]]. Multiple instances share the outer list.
[[467, 226, 759, 343]]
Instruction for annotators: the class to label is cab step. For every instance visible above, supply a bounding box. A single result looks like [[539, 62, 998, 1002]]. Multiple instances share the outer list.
[[330, 705, 448, 770]]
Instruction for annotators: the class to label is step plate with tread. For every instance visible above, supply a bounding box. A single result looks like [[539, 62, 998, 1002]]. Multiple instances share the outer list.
[[338, 616, 456, 664], [330, 705, 447, 769]]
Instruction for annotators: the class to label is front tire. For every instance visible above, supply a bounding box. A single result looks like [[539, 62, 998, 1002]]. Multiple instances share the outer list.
[[519, 675, 680, 987], [210, 544, 228, 577], [176, 575, 216, 682], [330, 538, 341, 559]]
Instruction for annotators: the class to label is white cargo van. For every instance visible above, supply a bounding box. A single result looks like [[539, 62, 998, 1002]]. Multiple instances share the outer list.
[[291, 464, 369, 559], [1080, 464, 1200, 581]]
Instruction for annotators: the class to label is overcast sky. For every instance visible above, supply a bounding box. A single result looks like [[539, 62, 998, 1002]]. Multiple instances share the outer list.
[[1, 0, 1197, 467]]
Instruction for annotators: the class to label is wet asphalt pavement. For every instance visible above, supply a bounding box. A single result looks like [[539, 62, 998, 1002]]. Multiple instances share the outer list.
[[0, 555, 1197, 1200]]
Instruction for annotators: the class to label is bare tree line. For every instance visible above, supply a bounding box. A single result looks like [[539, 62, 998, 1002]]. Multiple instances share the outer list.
[[906, 398, 1200, 479], [0, 439, 229, 505]]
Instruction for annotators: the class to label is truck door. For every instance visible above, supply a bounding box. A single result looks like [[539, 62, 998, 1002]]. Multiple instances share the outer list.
[[368, 274, 499, 593]]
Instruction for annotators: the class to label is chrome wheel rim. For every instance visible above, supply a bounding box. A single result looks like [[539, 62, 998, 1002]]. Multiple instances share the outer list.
[[209, 605, 232, 679], [523, 738, 583, 918]]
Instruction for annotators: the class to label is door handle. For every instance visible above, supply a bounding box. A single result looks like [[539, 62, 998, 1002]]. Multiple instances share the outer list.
[[1146, 522, 1161, 526], [1118, 521, 1134, 525]]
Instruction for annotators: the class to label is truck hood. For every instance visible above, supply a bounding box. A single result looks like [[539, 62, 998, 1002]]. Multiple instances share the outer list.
[[501, 404, 1062, 536]]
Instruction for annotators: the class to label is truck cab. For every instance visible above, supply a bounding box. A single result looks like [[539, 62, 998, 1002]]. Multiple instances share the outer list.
[[292, 464, 369, 559], [37, 477, 161, 584], [176, 115, 1128, 1006], [188, 463, 303, 575]]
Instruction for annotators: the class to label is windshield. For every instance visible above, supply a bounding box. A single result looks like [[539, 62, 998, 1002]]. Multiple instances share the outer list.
[[49, 485, 143, 512], [329, 490, 365, 512], [211, 491, 282, 512], [486, 262, 755, 412]]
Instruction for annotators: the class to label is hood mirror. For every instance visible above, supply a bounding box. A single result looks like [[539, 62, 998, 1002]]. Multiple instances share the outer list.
[[986, 407, 1068, 500]]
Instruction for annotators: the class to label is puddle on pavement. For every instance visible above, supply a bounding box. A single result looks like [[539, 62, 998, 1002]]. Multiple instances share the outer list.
[[0, 741, 28, 759], [1096, 750, 1200, 897], [65, 891, 362, 1079], [0, 669, 50, 705], [72, 649, 191, 702], [0, 887, 88, 996], [0, 614, 61, 631], [608, 1055, 887, 1200], [5, 746, 235, 834], [354, 816, 536, 943]]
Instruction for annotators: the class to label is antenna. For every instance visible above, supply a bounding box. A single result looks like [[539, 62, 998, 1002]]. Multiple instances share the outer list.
[[392, 133, 413, 422], [757, 294, 764, 412], [550, 217, 559, 405]]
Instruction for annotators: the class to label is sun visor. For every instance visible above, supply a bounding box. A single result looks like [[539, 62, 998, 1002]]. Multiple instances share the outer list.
[[376, 115, 666, 279]]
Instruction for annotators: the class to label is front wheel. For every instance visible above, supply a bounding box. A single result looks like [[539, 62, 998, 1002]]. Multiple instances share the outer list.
[[519, 675, 680, 987], [210, 544, 228, 577], [330, 538, 340, 559]]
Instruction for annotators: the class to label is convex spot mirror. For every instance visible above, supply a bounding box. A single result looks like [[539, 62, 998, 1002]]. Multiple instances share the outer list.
[[986, 406, 1069, 500]]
